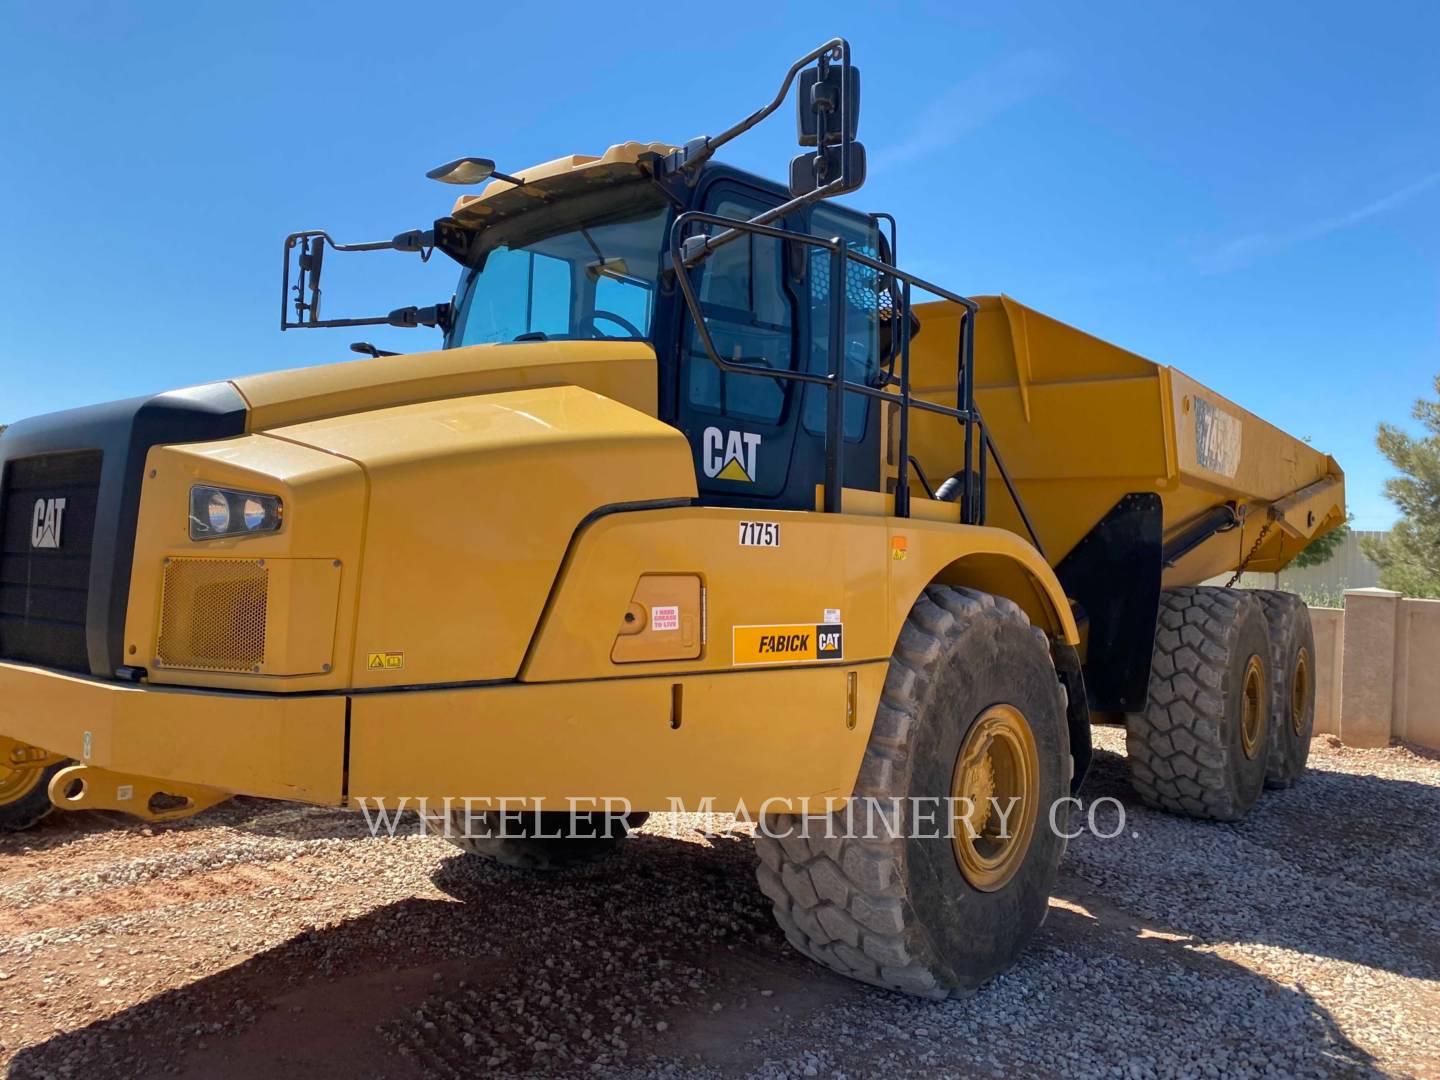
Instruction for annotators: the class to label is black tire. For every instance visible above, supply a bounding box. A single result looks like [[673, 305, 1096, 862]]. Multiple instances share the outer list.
[[0, 754, 66, 833], [433, 809, 649, 871], [1126, 587, 1271, 821], [754, 586, 1069, 999], [1252, 590, 1316, 788]]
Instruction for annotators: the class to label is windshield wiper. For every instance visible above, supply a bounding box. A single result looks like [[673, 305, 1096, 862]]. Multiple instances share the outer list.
[[514, 331, 550, 342]]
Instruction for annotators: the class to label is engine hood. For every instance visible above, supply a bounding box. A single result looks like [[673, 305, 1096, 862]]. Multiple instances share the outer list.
[[232, 340, 660, 434]]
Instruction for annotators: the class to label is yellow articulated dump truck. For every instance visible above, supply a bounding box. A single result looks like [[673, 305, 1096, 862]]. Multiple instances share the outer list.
[[0, 40, 1341, 997]]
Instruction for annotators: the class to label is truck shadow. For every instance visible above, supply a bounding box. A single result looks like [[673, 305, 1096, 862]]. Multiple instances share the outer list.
[[0, 807, 145, 855], [1071, 742, 1440, 985], [7, 816, 1388, 1078]]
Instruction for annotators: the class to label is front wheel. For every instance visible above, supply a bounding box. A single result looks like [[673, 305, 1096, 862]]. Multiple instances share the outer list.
[[755, 586, 1069, 998], [0, 738, 68, 832]]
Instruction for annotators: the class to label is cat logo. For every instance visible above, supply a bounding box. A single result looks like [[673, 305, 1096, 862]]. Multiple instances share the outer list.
[[366, 651, 405, 671], [702, 427, 761, 483], [30, 497, 67, 549]]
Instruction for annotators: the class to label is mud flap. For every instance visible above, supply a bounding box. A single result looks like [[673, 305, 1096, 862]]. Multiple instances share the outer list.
[[1054, 492, 1163, 713]]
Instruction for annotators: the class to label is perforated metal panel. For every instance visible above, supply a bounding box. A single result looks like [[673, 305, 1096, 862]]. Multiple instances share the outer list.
[[157, 558, 268, 672]]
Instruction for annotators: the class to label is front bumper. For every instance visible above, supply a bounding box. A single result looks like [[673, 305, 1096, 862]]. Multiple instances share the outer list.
[[0, 659, 886, 812], [0, 660, 346, 804]]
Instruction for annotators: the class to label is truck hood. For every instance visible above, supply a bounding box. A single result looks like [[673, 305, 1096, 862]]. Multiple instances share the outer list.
[[231, 339, 660, 434]]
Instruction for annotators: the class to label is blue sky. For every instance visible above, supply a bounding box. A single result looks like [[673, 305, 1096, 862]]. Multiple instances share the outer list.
[[1, 1, 1436, 529]]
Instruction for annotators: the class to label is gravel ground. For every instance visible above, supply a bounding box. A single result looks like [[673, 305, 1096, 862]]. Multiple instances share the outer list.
[[1, 727, 1436, 1079]]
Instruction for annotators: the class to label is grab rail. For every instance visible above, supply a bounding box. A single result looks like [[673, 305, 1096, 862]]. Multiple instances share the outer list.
[[669, 210, 1045, 558]]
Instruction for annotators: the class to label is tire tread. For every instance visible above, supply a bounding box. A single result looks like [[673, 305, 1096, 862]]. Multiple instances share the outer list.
[[1126, 586, 1268, 821], [755, 585, 1065, 997]]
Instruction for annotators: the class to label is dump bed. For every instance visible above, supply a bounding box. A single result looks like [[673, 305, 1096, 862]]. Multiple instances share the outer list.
[[904, 296, 1345, 587]]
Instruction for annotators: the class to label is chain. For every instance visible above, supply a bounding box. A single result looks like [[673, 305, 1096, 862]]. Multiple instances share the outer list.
[[1224, 519, 1273, 588]]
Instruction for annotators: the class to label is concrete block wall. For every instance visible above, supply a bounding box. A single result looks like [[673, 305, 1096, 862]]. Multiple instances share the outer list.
[[1305, 589, 1440, 751], [1309, 607, 1344, 736]]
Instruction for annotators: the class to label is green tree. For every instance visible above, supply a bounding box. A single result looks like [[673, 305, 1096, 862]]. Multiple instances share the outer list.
[[1360, 374, 1440, 598], [1290, 516, 1350, 569]]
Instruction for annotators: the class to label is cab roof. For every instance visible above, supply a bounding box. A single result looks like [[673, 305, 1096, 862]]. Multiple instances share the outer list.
[[449, 141, 677, 226]]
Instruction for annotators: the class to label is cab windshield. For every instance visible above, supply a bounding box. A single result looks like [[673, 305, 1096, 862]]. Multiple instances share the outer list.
[[446, 183, 671, 347]]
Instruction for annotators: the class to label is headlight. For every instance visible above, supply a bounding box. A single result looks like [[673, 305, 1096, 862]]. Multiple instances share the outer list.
[[206, 491, 231, 533], [189, 486, 283, 540]]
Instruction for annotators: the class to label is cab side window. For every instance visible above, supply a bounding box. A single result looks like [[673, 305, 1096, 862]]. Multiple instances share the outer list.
[[685, 195, 795, 425], [803, 205, 881, 440]]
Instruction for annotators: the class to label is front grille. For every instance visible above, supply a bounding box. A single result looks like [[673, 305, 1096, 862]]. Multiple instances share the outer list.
[[157, 558, 269, 672], [0, 451, 103, 672]]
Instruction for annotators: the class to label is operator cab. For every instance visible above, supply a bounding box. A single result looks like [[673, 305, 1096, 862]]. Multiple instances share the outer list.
[[432, 153, 890, 512], [282, 41, 981, 524]]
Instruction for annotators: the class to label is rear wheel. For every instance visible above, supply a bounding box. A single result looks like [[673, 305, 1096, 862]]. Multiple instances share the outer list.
[[1126, 587, 1271, 821], [433, 809, 649, 871], [0, 737, 67, 833], [755, 586, 1069, 998], [1252, 590, 1316, 788]]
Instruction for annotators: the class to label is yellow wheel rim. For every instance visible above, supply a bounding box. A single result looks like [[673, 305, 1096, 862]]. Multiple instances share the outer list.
[[1240, 655, 1266, 760], [950, 705, 1040, 892], [1291, 648, 1311, 737], [0, 737, 59, 806]]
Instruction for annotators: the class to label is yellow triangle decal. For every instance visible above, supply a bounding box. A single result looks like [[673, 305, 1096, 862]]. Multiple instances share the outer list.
[[717, 457, 752, 482]]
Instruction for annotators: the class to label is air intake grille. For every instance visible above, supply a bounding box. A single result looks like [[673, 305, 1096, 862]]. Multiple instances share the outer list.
[[0, 450, 103, 672], [157, 558, 268, 672]]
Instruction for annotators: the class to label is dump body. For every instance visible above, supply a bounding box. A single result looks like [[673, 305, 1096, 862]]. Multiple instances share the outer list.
[[904, 296, 1345, 586]]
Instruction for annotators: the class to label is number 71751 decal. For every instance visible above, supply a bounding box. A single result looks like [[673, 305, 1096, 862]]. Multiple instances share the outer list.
[[738, 521, 780, 547]]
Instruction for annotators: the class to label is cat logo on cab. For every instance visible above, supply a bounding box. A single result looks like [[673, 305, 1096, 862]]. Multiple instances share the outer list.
[[702, 427, 760, 483]]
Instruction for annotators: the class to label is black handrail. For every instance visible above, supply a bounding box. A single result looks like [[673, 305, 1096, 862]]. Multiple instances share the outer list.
[[669, 209, 1046, 558], [671, 40, 863, 267]]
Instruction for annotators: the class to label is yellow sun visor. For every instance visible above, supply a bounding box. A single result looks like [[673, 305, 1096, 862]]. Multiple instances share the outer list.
[[449, 141, 677, 225]]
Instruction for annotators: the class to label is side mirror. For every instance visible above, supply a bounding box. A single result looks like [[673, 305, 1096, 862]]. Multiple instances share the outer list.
[[426, 157, 497, 184], [796, 64, 860, 147], [282, 229, 446, 331], [789, 142, 866, 198], [425, 157, 527, 187], [297, 237, 325, 321]]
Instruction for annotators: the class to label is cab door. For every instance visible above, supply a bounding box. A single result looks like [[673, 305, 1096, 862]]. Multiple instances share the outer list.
[[676, 180, 803, 505]]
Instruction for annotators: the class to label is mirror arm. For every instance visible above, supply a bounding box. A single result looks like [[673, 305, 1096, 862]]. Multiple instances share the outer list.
[[679, 175, 851, 267], [662, 38, 848, 177], [386, 302, 453, 332]]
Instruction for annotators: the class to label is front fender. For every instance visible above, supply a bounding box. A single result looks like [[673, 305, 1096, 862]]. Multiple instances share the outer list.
[[274, 385, 697, 687], [129, 385, 696, 690]]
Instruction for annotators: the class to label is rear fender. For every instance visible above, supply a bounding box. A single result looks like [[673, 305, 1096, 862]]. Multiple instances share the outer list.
[[888, 521, 1079, 648], [887, 521, 1087, 788]]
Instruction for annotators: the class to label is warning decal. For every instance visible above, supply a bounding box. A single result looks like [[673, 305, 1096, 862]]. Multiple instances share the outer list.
[[367, 651, 405, 671], [732, 623, 843, 666]]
